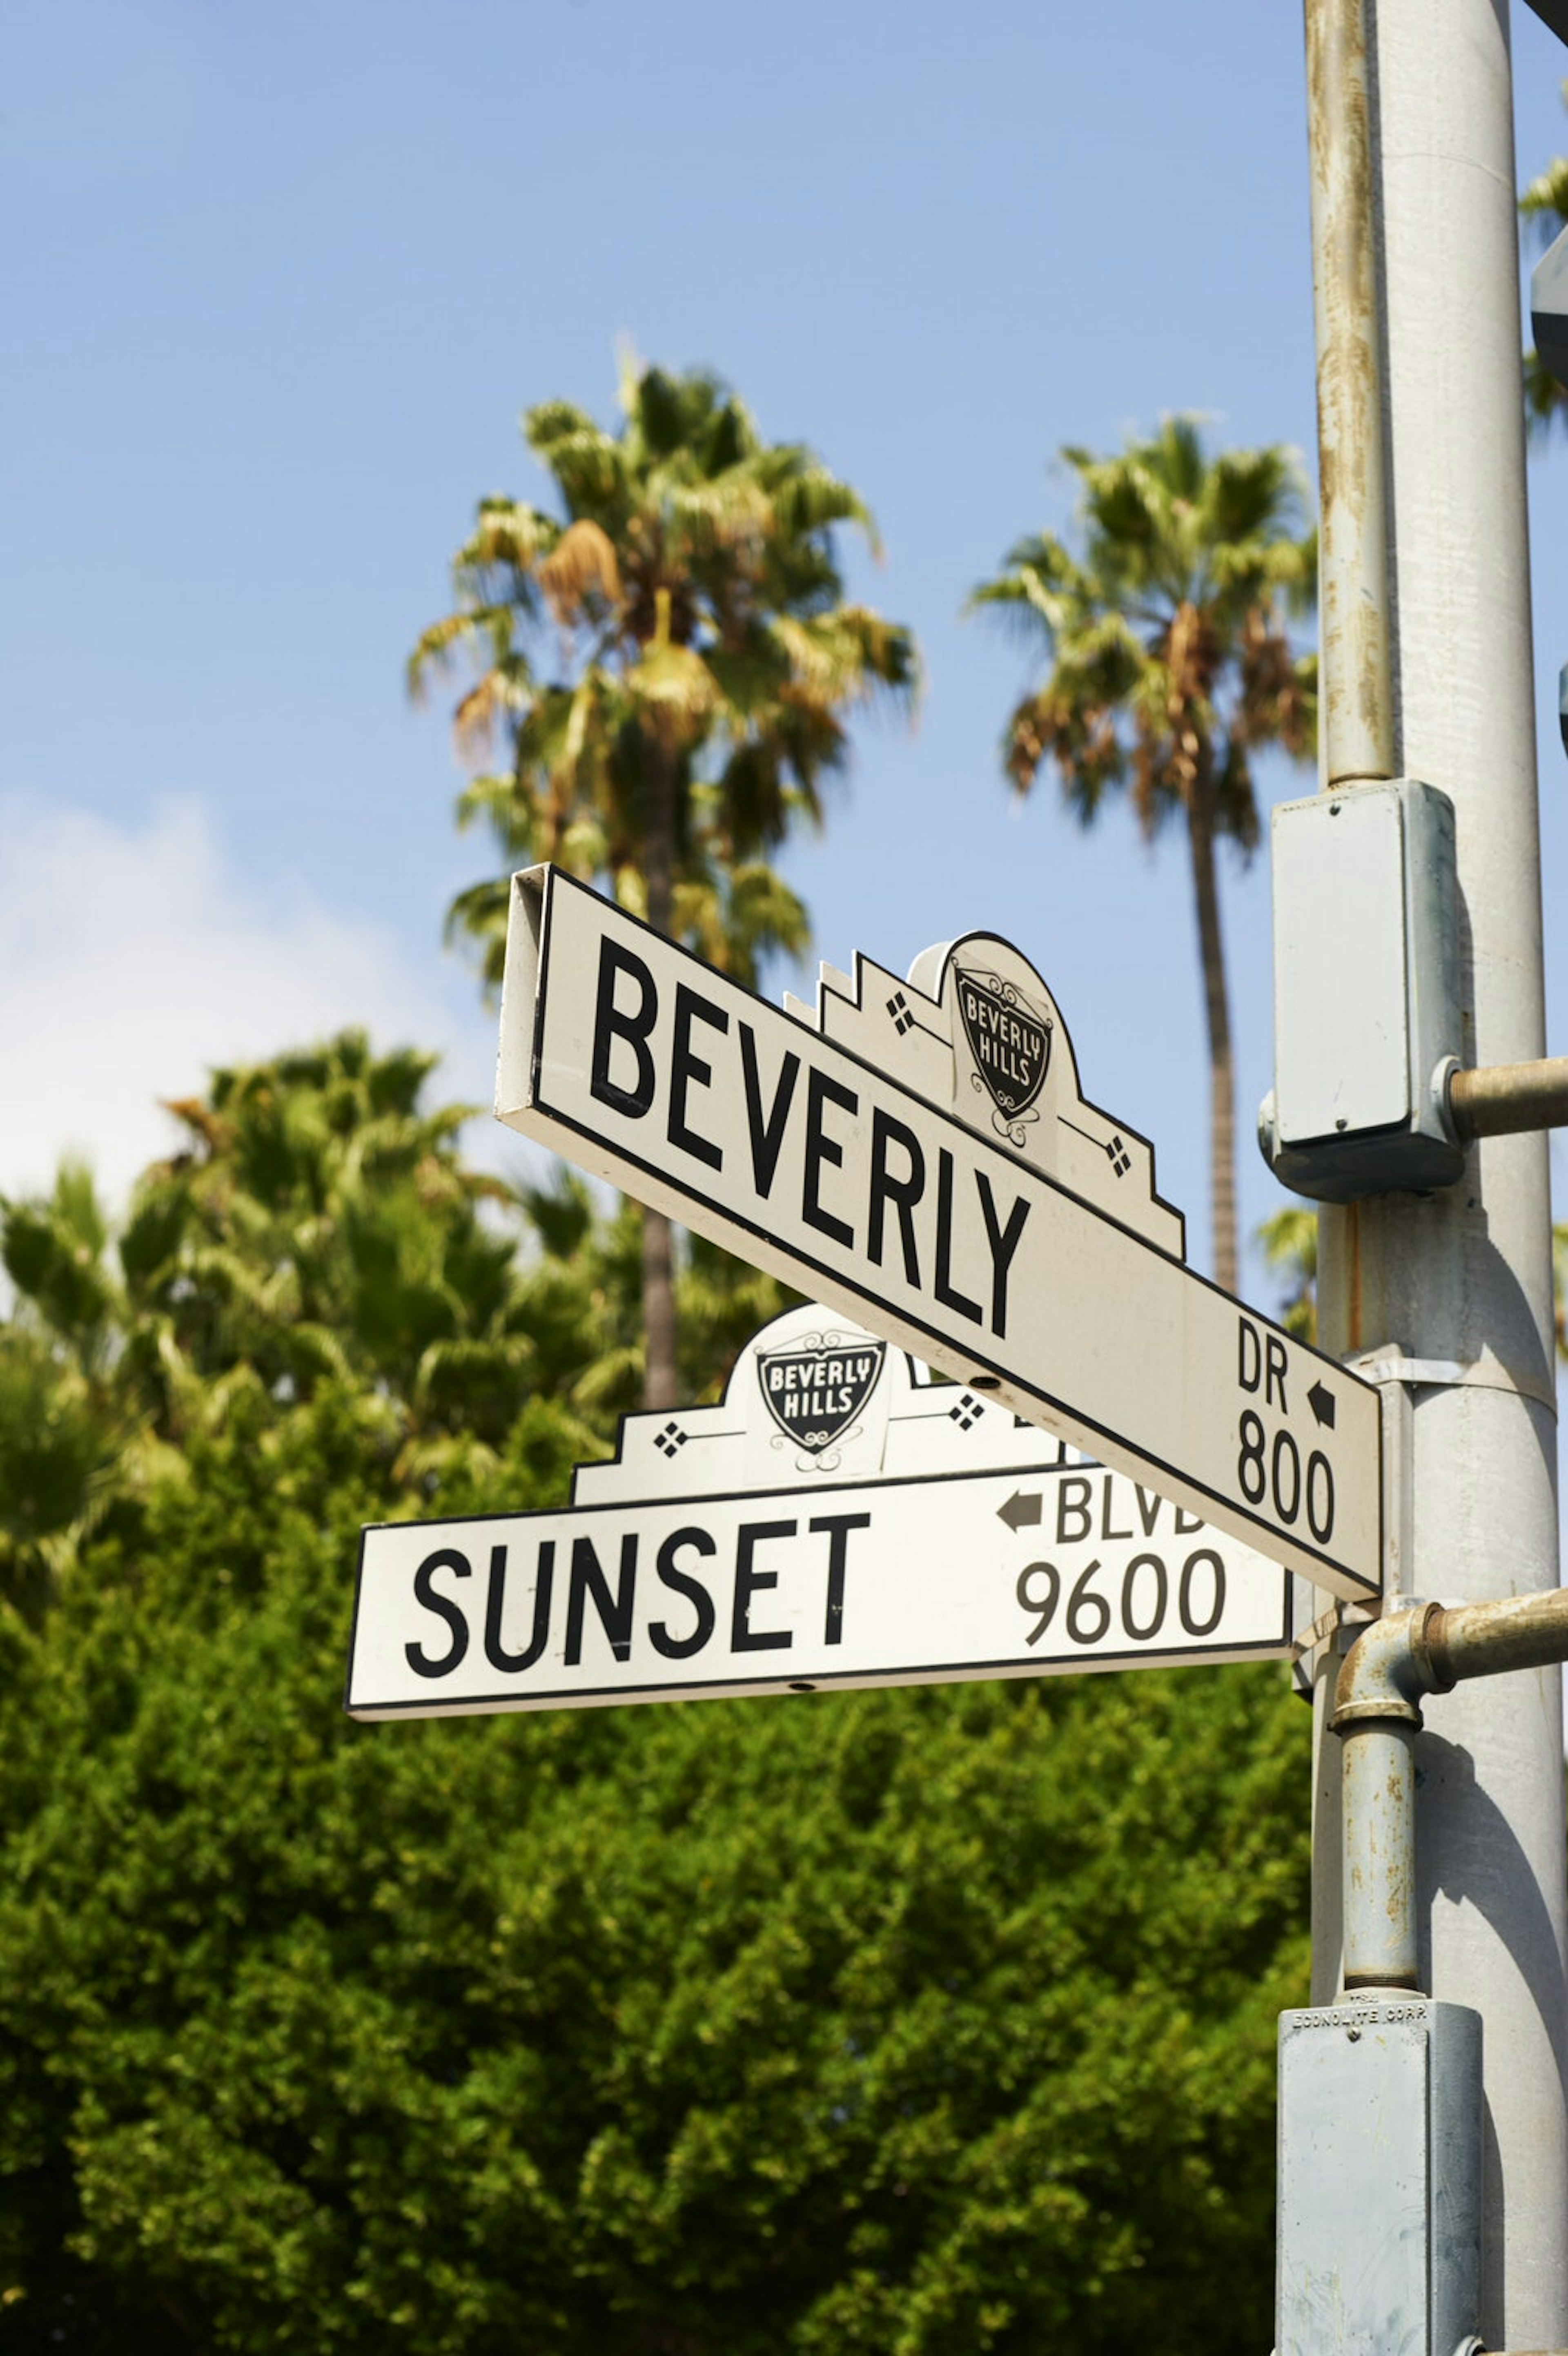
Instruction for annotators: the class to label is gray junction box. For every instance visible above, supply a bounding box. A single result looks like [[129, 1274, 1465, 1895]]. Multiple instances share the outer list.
[[1276, 1997, 1482, 2356], [1260, 780, 1465, 1202]]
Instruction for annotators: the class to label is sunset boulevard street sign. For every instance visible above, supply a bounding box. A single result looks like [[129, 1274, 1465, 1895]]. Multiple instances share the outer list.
[[493, 868, 1382, 1600], [346, 1303, 1292, 1720]]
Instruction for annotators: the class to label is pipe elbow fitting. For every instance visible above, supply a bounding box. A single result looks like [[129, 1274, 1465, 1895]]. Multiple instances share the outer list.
[[1332, 1599, 1454, 1732]]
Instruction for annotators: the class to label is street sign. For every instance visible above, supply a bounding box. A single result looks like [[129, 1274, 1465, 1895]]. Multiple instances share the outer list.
[[346, 1303, 1292, 1720], [495, 867, 1382, 1599], [1524, 0, 1568, 43]]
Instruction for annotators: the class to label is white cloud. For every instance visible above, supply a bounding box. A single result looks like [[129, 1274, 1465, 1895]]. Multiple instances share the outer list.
[[0, 795, 498, 1208]]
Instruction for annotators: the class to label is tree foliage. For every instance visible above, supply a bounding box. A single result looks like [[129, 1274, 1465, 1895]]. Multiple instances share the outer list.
[[411, 354, 918, 993], [971, 419, 1316, 1297], [0, 1034, 789, 1619], [412, 356, 920, 1408], [0, 1036, 1310, 2352]]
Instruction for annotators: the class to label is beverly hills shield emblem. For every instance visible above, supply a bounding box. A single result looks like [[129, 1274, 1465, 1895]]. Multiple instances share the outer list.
[[955, 965, 1053, 1143], [756, 1333, 887, 1459]]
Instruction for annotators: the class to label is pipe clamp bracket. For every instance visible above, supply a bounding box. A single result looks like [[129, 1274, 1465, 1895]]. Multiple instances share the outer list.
[[1346, 1350, 1555, 1413]]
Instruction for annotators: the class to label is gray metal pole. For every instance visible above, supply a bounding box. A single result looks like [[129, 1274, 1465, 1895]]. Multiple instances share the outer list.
[[1305, 0, 1568, 2342]]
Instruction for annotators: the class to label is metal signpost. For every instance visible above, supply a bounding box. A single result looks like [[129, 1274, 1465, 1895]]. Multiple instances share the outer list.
[[347, 1302, 1291, 1721], [1267, 1, 1568, 2348], [493, 864, 1382, 1601]]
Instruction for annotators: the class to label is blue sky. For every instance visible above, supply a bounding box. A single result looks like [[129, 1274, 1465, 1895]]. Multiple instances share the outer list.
[[6, 0, 1568, 1313]]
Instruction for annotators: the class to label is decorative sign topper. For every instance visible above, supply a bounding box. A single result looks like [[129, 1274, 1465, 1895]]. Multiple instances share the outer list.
[[781, 918, 1182, 1256], [755, 1330, 886, 1467], [346, 1302, 1293, 1722], [494, 869, 1381, 1597]]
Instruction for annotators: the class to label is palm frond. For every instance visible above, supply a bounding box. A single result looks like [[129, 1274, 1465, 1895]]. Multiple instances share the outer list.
[[537, 518, 624, 627]]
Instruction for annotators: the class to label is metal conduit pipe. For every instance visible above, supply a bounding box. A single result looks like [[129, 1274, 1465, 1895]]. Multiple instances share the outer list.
[[1332, 1592, 1568, 1992], [1304, 0, 1395, 791], [1448, 1058, 1568, 1141]]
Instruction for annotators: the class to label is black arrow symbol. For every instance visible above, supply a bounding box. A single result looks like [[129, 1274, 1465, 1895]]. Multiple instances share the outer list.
[[998, 1490, 1043, 1532], [1307, 1381, 1336, 1430]]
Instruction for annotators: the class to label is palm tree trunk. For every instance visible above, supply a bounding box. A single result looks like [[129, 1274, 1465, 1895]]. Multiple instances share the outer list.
[[639, 742, 680, 1409], [1187, 772, 1238, 1297]]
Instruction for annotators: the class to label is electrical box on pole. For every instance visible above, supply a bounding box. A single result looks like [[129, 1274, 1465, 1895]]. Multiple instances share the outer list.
[[1276, 1996, 1482, 2356], [1258, 779, 1465, 1201]]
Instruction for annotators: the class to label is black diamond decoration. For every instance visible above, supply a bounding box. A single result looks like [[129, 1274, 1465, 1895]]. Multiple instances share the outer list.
[[949, 1391, 986, 1433], [655, 1421, 688, 1458], [886, 990, 915, 1038]]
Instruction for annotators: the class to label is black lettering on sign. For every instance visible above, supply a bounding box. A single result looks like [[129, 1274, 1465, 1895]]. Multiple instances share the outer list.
[[739, 1025, 800, 1200], [1178, 1549, 1226, 1637], [975, 1172, 1030, 1339], [810, 1511, 871, 1645], [866, 1106, 925, 1287], [1236, 1410, 1335, 1543], [649, 1526, 717, 1660], [1100, 1476, 1132, 1543], [1120, 1553, 1167, 1642], [406, 1548, 471, 1678], [1238, 1316, 1262, 1395], [565, 1534, 637, 1664], [668, 985, 728, 1171], [1272, 1429, 1301, 1524], [1056, 1475, 1093, 1546], [1265, 1333, 1290, 1414], [590, 939, 658, 1120], [933, 1150, 982, 1326], [802, 1070, 858, 1250], [484, 1541, 554, 1673], [1134, 1484, 1163, 1537], [1174, 1504, 1204, 1534], [1017, 1561, 1061, 1643], [1066, 1559, 1111, 1643], [732, 1519, 796, 1653]]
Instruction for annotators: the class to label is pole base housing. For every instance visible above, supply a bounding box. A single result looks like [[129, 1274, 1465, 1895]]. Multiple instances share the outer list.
[[1277, 1996, 1482, 2356]]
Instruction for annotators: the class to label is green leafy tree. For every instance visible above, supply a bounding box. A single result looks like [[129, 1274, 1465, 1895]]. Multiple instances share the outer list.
[[971, 419, 1316, 1295], [0, 1160, 180, 1621], [0, 1375, 1308, 2353], [0, 1041, 1308, 2351], [411, 355, 918, 1409], [0, 1038, 792, 1614]]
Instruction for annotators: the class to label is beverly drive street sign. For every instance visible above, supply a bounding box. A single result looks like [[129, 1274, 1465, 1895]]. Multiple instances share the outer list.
[[492, 867, 1383, 1600], [346, 1302, 1292, 1719]]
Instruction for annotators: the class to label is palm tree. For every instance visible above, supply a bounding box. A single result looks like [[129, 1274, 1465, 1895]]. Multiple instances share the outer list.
[[0, 1161, 152, 1620], [131, 1032, 544, 1453], [970, 418, 1316, 1295], [1521, 86, 1568, 437], [411, 354, 918, 1406]]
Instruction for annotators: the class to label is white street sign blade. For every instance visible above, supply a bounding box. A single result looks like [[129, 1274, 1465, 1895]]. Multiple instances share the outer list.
[[347, 1301, 1291, 1720], [346, 1472, 1291, 1719], [496, 868, 1381, 1600]]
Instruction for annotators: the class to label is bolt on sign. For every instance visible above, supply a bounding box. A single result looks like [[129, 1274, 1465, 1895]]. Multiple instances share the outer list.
[[345, 1303, 1292, 1721], [493, 869, 1383, 1601]]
